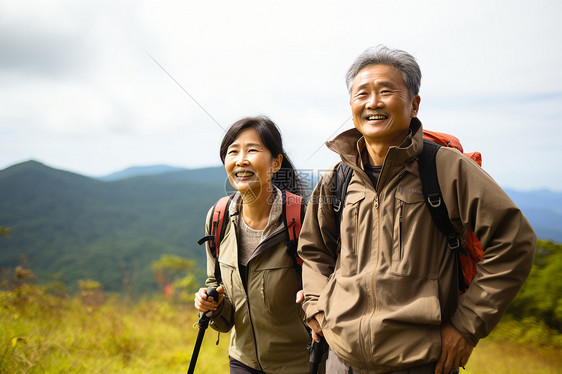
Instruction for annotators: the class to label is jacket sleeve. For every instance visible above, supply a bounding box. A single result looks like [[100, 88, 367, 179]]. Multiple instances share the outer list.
[[201, 206, 235, 333], [436, 148, 536, 346], [298, 169, 340, 320]]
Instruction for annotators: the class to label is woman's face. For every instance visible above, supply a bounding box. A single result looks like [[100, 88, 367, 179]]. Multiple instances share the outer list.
[[224, 127, 282, 199]]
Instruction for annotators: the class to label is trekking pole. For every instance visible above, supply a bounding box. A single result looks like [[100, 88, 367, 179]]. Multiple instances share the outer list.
[[309, 336, 328, 374], [187, 286, 219, 374]]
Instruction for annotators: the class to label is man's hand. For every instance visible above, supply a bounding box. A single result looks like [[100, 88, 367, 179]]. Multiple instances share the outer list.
[[296, 292, 325, 343], [435, 324, 473, 374], [307, 312, 325, 343]]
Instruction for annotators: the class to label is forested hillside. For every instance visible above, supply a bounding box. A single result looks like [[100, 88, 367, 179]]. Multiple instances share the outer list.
[[1, 160, 561, 297], [0, 161, 226, 295]]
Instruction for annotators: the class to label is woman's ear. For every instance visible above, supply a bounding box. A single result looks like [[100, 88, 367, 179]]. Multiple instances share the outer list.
[[272, 154, 283, 174]]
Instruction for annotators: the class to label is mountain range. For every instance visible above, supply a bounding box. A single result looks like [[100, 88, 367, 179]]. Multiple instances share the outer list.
[[0, 160, 227, 295], [0, 160, 560, 295]]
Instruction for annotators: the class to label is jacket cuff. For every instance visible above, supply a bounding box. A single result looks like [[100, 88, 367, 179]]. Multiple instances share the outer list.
[[210, 299, 234, 333], [449, 311, 480, 347], [303, 300, 320, 321]]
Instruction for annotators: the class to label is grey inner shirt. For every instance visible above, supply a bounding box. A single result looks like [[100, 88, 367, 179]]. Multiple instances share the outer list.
[[237, 187, 283, 266]]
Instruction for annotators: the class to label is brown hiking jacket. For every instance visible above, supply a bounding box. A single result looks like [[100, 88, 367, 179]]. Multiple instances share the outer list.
[[298, 118, 536, 373]]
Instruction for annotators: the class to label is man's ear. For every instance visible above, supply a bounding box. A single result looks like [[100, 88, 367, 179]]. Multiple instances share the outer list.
[[411, 95, 421, 117]]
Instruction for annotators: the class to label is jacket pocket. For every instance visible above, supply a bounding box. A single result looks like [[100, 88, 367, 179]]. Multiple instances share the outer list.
[[340, 189, 365, 254], [259, 264, 299, 312], [372, 274, 442, 366], [219, 262, 237, 305], [391, 187, 436, 278]]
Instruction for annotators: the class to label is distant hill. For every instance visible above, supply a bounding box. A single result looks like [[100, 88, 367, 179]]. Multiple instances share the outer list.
[[99, 165, 187, 181], [0, 160, 227, 295], [505, 188, 562, 243], [0, 161, 560, 296]]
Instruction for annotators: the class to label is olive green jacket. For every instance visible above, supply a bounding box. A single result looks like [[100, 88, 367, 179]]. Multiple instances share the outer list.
[[298, 118, 536, 373], [204, 193, 310, 374]]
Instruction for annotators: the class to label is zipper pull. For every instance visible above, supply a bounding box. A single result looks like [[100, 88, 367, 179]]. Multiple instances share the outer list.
[[374, 194, 379, 209]]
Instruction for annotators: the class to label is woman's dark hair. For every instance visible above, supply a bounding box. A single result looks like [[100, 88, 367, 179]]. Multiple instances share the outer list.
[[220, 116, 306, 196]]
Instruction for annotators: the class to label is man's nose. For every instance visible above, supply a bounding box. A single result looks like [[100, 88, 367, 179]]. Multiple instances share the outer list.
[[366, 93, 382, 109]]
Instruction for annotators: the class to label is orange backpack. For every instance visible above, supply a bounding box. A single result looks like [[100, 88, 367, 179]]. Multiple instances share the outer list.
[[330, 130, 484, 293], [420, 130, 484, 292]]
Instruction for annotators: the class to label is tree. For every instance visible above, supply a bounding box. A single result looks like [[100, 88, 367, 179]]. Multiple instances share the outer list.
[[151, 255, 197, 301], [0, 227, 11, 238], [508, 240, 562, 331]]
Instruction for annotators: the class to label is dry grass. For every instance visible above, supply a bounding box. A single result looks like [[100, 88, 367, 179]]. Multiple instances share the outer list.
[[1, 286, 560, 373]]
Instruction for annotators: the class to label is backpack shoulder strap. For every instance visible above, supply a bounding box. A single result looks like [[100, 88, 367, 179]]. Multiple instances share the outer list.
[[211, 195, 232, 259], [283, 190, 304, 266], [332, 162, 354, 236], [418, 139, 468, 291], [418, 140, 467, 252], [319, 162, 354, 248], [197, 195, 233, 284]]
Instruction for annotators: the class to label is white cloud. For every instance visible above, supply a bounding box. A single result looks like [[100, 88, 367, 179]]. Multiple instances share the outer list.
[[0, 0, 561, 190]]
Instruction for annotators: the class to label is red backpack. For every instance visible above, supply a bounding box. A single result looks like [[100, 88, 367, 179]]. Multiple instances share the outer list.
[[198, 190, 304, 283]]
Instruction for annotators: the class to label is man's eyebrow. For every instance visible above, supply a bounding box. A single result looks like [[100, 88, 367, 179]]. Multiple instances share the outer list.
[[376, 80, 398, 88], [354, 80, 397, 92]]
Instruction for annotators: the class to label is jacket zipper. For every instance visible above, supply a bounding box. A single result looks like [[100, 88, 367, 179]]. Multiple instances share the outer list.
[[245, 283, 264, 371], [399, 201, 404, 260], [354, 203, 360, 253], [369, 190, 381, 368], [243, 229, 286, 372], [231, 218, 264, 371]]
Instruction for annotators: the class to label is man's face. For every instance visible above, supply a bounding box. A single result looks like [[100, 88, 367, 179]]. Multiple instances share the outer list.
[[350, 64, 420, 146]]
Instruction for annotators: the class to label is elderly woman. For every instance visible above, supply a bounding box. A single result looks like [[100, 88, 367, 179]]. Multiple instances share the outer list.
[[194, 116, 310, 374]]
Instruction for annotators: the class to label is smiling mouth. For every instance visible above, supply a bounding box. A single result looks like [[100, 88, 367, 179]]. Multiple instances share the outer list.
[[365, 114, 388, 120], [235, 171, 254, 178]]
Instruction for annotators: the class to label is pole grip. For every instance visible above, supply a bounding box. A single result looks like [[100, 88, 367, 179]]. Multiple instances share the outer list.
[[187, 286, 219, 374]]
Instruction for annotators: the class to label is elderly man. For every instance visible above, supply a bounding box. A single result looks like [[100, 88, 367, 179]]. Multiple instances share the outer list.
[[298, 46, 536, 374]]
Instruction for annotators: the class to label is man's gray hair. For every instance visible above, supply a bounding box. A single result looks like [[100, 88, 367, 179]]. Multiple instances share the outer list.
[[345, 45, 421, 98]]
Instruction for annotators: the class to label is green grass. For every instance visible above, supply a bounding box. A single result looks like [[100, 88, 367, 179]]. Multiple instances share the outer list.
[[0, 285, 230, 373], [464, 316, 562, 374], [1, 285, 560, 373]]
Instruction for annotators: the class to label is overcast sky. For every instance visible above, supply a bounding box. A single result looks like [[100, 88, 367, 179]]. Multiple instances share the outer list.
[[1, 0, 561, 191]]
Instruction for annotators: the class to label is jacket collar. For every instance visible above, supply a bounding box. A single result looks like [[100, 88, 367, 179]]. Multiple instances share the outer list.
[[326, 118, 424, 189]]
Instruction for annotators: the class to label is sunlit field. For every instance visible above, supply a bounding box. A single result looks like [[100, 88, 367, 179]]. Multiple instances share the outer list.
[[0, 287, 230, 373], [1, 285, 560, 373]]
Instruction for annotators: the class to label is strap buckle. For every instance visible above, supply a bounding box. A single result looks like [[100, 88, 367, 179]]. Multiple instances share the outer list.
[[448, 235, 469, 256], [333, 199, 342, 213], [427, 193, 442, 208]]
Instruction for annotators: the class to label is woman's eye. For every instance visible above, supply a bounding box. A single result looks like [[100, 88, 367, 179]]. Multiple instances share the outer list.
[[227, 149, 237, 155]]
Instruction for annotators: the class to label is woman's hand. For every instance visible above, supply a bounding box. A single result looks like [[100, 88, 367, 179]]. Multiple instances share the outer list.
[[295, 290, 304, 304], [194, 285, 224, 313]]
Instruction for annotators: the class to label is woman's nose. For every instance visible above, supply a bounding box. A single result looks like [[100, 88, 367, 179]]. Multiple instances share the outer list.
[[235, 152, 249, 166]]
